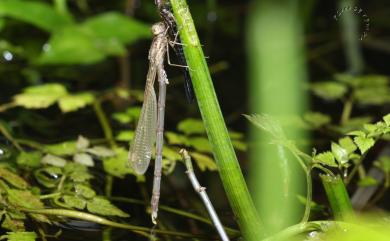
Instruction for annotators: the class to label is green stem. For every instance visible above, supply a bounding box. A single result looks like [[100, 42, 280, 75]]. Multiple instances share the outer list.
[[340, 96, 353, 125], [170, 0, 264, 239], [22, 209, 213, 239], [0, 122, 23, 152], [93, 100, 117, 148], [109, 196, 240, 235], [300, 168, 313, 223], [320, 174, 354, 220], [53, 0, 69, 15]]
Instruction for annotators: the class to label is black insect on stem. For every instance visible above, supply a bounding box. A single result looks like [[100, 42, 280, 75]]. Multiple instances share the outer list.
[[157, 1, 196, 103]]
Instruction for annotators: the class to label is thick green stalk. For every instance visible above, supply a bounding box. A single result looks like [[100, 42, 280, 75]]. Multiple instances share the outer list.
[[320, 174, 353, 220], [170, 0, 264, 239]]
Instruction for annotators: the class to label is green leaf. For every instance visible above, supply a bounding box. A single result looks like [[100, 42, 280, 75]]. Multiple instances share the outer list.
[[5, 232, 37, 241], [187, 137, 212, 153], [244, 114, 286, 140], [85, 146, 115, 158], [73, 184, 96, 199], [63, 195, 87, 209], [81, 12, 151, 45], [13, 84, 68, 109], [44, 141, 77, 156], [16, 151, 42, 169], [112, 107, 141, 124], [353, 136, 375, 154], [347, 130, 366, 137], [34, 166, 62, 188], [64, 163, 92, 182], [190, 152, 217, 171], [229, 131, 244, 139], [303, 112, 331, 128], [58, 92, 95, 113], [354, 88, 390, 105], [38, 26, 108, 65], [165, 131, 188, 145], [374, 156, 390, 173], [338, 137, 357, 154], [232, 140, 248, 151], [331, 142, 349, 165], [115, 130, 134, 141], [73, 153, 94, 167], [0, 0, 73, 32], [103, 148, 135, 178], [177, 118, 206, 135], [357, 176, 378, 187], [41, 154, 67, 167], [1, 215, 25, 231], [7, 189, 48, 222], [383, 114, 390, 126], [76, 135, 90, 150], [87, 197, 129, 217], [310, 81, 347, 100], [314, 151, 337, 167], [162, 146, 182, 162], [0, 168, 28, 189]]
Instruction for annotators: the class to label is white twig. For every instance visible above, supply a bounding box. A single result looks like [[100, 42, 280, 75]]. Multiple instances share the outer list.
[[180, 149, 230, 241]]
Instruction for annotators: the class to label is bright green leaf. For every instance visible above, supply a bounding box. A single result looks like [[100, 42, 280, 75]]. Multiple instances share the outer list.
[[38, 26, 107, 65], [58, 92, 94, 113], [232, 140, 248, 151], [7, 189, 48, 222], [64, 163, 93, 182], [314, 151, 337, 167], [374, 156, 390, 173], [162, 146, 182, 162], [1, 215, 25, 231], [165, 131, 188, 145], [103, 148, 135, 178], [76, 135, 90, 150], [63, 195, 87, 209], [383, 114, 390, 126], [73, 153, 94, 167], [87, 197, 129, 217], [17, 151, 42, 169], [310, 81, 347, 100], [86, 146, 115, 158], [187, 137, 212, 153], [177, 118, 206, 135], [331, 142, 349, 165], [0, 168, 28, 189], [13, 83, 67, 109], [190, 152, 217, 171], [5, 231, 37, 241], [115, 131, 134, 141], [347, 131, 366, 137], [44, 141, 77, 156], [41, 154, 67, 167], [0, 0, 73, 32], [81, 12, 150, 44], [354, 136, 375, 154], [73, 184, 96, 199], [303, 112, 331, 128], [338, 137, 357, 154]]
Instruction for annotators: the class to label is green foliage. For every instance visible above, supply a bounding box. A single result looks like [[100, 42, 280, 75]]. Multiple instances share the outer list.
[[87, 197, 129, 217], [11, 83, 95, 113], [0, 0, 73, 32], [310, 81, 347, 100], [1, 232, 37, 241]]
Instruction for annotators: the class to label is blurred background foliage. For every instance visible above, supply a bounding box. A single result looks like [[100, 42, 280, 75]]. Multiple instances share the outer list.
[[0, 0, 389, 240]]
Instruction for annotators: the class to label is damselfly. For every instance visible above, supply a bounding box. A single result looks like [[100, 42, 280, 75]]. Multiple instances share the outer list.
[[128, 22, 168, 224]]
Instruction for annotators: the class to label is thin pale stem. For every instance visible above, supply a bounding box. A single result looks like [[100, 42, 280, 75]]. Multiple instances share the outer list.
[[93, 100, 117, 148], [180, 149, 230, 241]]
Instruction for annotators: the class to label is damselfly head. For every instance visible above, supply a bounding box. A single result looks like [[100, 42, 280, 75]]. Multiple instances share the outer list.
[[151, 22, 166, 36]]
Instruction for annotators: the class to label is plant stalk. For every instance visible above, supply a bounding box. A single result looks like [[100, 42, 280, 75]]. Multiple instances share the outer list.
[[170, 0, 264, 239]]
